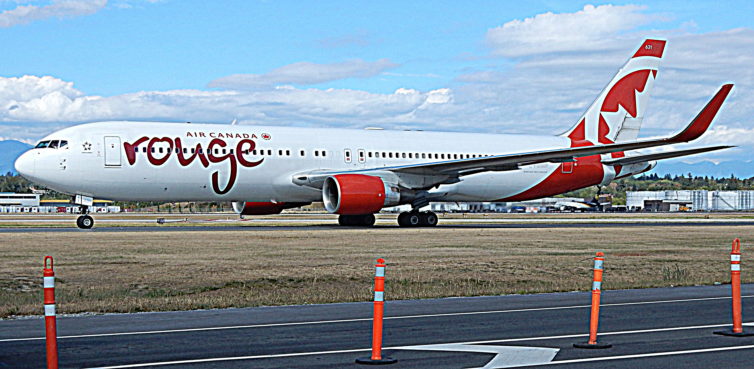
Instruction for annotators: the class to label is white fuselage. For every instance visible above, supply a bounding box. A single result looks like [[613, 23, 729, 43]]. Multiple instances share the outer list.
[[16, 121, 619, 203]]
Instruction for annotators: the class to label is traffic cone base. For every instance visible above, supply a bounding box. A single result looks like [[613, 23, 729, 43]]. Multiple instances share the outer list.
[[573, 342, 612, 349], [355, 357, 398, 365], [714, 330, 754, 337]]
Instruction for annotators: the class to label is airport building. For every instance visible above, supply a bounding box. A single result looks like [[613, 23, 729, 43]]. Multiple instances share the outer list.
[[0, 192, 40, 207], [0, 193, 121, 213], [627, 190, 754, 211]]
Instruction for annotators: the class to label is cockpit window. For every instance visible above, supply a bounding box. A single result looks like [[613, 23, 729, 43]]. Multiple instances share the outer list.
[[34, 139, 69, 149]]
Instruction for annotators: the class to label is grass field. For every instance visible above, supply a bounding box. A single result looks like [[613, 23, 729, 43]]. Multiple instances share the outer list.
[[2, 223, 753, 318]]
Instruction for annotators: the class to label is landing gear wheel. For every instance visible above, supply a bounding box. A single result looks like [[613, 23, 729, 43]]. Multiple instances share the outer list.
[[338, 214, 375, 227], [407, 212, 421, 226], [398, 211, 439, 227], [421, 211, 438, 227], [397, 212, 409, 226], [77, 215, 94, 229]]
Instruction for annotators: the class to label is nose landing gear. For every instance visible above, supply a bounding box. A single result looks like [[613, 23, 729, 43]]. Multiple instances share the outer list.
[[76, 206, 94, 229]]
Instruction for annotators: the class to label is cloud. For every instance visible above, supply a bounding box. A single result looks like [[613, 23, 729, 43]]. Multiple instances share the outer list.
[[208, 59, 399, 89], [486, 4, 657, 58], [0, 0, 107, 28], [0, 74, 454, 131]]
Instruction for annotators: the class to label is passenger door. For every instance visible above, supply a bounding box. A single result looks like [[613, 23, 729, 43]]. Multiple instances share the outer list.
[[104, 136, 122, 167]]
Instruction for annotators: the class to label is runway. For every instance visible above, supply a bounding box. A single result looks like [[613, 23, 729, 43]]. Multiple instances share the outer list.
[[1, 220, 754, 232], [2, 285, 754, 368]]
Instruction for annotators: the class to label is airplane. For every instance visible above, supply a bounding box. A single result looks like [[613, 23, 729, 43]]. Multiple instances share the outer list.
[[14, 39, 735, 229]]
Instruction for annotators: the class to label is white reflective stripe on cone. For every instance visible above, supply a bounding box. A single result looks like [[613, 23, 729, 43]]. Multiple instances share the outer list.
[[374, 291, 384, 302], [594, 260, 604, 270], [732, 255, 742, 262], [732, 264, 741, 271], [44, 304, 56, 316], [375, 267, 385, 277], [44, 277, 55, 288], [592, 281, 602, 291]]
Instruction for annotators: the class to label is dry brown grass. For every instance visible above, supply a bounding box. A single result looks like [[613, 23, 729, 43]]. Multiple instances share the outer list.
[[1, 225, 753, 318]]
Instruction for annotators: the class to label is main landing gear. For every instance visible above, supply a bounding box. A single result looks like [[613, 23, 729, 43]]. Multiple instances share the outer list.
[[76, 206, 94, 229], [338, 214, 376, 227], [397, 211, 438, 227]]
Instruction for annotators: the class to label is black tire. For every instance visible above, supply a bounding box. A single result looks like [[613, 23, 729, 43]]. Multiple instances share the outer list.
[[78, 215, 94, 229], [423, 211, 438, 227], [338, 215, 351, 226], [361, 214, 376, 226], [407, 212, 421, 226], [397, 212, 409, 227], [339, 214, 375, 227]]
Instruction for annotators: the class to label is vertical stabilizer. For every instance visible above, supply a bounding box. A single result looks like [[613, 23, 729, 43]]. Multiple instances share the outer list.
[[562, 39, 666, 146]]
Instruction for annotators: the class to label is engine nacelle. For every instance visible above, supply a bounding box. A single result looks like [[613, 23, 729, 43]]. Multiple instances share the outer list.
[[322, 174, 400, 214], [232, 201, 310, 215]]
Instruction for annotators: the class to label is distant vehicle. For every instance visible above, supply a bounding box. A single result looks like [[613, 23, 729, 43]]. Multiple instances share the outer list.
[[15, 39, 733, 229]]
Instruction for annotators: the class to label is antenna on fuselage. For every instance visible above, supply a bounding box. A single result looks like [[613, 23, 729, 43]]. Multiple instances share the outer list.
[[231, 119, 238, 125]]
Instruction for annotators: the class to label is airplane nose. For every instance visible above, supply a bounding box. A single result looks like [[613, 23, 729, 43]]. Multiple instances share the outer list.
[[14, 151, 35, 178]]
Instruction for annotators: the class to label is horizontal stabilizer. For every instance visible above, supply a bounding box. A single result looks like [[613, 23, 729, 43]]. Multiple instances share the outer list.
[[602, 145, 734, 166]]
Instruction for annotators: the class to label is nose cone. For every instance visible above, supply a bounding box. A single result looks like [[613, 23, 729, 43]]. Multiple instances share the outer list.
[[14, 150, 35, 178]]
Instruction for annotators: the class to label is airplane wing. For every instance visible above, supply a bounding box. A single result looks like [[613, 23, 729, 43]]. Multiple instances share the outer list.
[[293, 84, 732, 190], [391, 84, 732, 176], [601, 145, 733, 166]]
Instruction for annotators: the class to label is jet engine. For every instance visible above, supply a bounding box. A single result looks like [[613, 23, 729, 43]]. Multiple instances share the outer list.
[[322, 174, 400, 214], [232, 201, 310, 215]]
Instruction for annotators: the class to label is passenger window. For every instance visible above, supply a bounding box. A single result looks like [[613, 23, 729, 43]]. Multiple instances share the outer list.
[[388, 153, 393, 158], [322, 151, 326, 157], [267, 149, 272, 155], [159, 147, 164, 153], [300, 150, 305, 157], [183, 148, 188, 154], [382, 152, 386, 158], [278, 150, 283, 156], [151, 147, 155, 153], [143, 147, 147, 153], [402, 153, 406, 158], [421, 153, 426, 159], [368, 152, 373, 158], [286, 150, 290, 156], [35, 141, 50, 149]]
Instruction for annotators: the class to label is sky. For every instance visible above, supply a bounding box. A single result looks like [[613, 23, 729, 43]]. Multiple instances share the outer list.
[[1, 0, 753, 173]]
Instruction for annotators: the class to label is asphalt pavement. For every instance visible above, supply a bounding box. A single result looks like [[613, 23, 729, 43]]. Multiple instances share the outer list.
[[2, 285, 754, 368]]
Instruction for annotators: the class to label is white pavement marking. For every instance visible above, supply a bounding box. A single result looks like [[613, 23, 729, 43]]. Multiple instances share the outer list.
[[398, 343, 559, 369], [537, 344, 754, 366], [83, 322, 754, 368], [2, 294, 751, 342]]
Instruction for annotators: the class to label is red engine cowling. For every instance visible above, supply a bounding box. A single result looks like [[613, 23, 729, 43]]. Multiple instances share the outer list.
[[232, 201, 310, 215], [322, 174, 400, 214]]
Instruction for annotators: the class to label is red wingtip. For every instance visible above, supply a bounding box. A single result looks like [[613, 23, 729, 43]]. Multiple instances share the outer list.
[[670, 84, 734, 142], [633, 39, 666, 58]]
